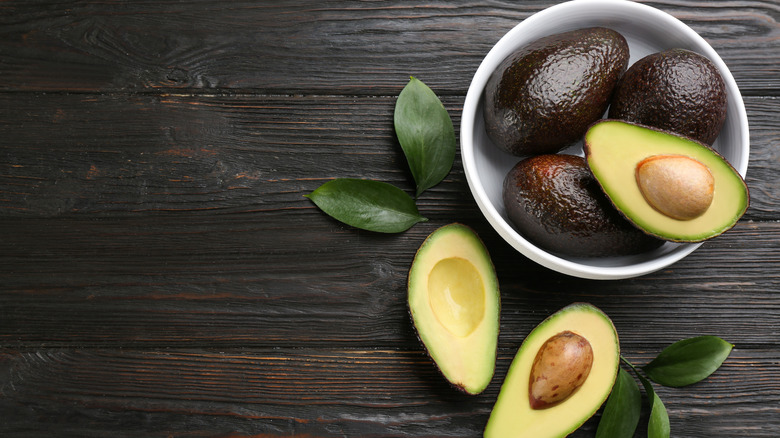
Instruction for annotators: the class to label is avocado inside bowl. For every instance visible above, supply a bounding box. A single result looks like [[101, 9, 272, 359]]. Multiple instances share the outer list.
[[460, 0, 749, 280]]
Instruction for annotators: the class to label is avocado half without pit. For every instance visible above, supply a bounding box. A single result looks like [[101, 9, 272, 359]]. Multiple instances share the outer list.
[[584, 120, 749, 242], [484, 303, 620, 438], [408, 223, 500, 395]]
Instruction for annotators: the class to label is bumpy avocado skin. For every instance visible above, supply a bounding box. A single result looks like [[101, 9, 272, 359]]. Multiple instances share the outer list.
[[609, 48, 727, 145], [484, 27, 629, 156], [502, 154, 663, 257]]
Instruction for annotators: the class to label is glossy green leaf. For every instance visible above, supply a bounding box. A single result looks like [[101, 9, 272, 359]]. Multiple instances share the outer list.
[[629, 365, 671, 438], [394, 76, 456, 197], [596, 367, 641, 438], [305, 178, 427, 233], [643, 336, 734, 387]]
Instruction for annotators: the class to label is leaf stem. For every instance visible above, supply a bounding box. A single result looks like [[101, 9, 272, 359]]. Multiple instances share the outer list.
[[621, 355, 640, 374]]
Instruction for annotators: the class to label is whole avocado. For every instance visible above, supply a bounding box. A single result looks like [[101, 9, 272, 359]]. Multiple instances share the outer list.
[[484, 27, 629, 156], [608, 48, 727, 145], [502, 154, 663, 257]]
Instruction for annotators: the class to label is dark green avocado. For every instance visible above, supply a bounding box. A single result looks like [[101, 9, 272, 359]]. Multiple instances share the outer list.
[[608, 48, 727, 145], [502, 154, 663, 257], [484, 27, 629, 156]]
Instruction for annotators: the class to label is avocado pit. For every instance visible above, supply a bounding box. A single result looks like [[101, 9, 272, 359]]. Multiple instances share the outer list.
[[636, 154, 715, 220], [484, 303, 620, 437], [529, 330, 594, 409]]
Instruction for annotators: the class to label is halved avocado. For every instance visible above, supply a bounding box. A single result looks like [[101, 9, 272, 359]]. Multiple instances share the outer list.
[[484, 303, 619, 438], [408, 223, 500, 395], [584, 120, 749, 242]]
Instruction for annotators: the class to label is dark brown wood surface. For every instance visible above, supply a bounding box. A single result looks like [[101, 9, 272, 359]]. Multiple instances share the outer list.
[[1, 1, 778, 437]]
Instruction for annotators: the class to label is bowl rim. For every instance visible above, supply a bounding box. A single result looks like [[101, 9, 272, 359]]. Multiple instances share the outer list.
[[460, 0, 750, 280]]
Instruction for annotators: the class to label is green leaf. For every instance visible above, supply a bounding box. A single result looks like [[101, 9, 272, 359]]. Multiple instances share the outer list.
[[637, 372, 671, 438], [643, 336, 734, 387], [596, 367, 642, 438], [394, 76, 456, 197], [305, 178, 427, 233], [623, 357, 671, 438]]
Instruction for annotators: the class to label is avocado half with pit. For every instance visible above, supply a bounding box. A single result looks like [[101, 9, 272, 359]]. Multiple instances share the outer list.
[[408, 223, 500, 395], [484, 303, 619, 438], [584, 120, 749, 242]]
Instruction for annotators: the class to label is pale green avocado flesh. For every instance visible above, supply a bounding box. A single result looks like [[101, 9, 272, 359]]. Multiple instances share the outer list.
[[584, 120, 748, 242], [484, 303, 619, 438], [408, 223, 500, 395]]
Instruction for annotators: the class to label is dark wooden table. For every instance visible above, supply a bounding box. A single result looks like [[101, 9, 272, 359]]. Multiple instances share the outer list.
[[1, 1, 778, 437]]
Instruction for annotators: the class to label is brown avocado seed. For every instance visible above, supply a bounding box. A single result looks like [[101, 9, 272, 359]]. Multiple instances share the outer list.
[[529, 331, 594, 410], [636, 154, 715, 220]]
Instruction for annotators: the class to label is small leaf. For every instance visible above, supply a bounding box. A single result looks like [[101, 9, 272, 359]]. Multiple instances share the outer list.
[[394, 76, 456, 197], [306, 178, 427, 233], [596, 367, 641, 438], [623, 357, 671, 438], [637, 370, 671, 438], [643, 336, 733, 387]]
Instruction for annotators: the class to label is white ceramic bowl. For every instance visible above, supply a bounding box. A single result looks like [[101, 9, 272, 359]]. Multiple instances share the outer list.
[[461, 0, 749, 280]]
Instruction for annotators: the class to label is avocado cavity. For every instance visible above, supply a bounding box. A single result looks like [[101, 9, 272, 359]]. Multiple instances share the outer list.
[[408, 223, 500, 395], [428, 256, 485, 337]]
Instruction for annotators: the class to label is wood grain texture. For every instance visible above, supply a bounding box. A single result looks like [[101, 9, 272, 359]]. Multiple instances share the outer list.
[[1, 348, 778, 437], [0, 1, 777, 94], [1, 0, 779, 436], [1, 217, 778, 348], [0, 94, 777, 219]]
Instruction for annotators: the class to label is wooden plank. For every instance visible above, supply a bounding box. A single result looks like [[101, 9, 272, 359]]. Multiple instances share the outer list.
[[1, 1, 776, 436], [1, 217, 777, 348], [743, 96, 780, 217], [0, 94, 776, 220], [0, 1, 777, 94], [1, 348, 777, 437], [0, 93, 411, 216]]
